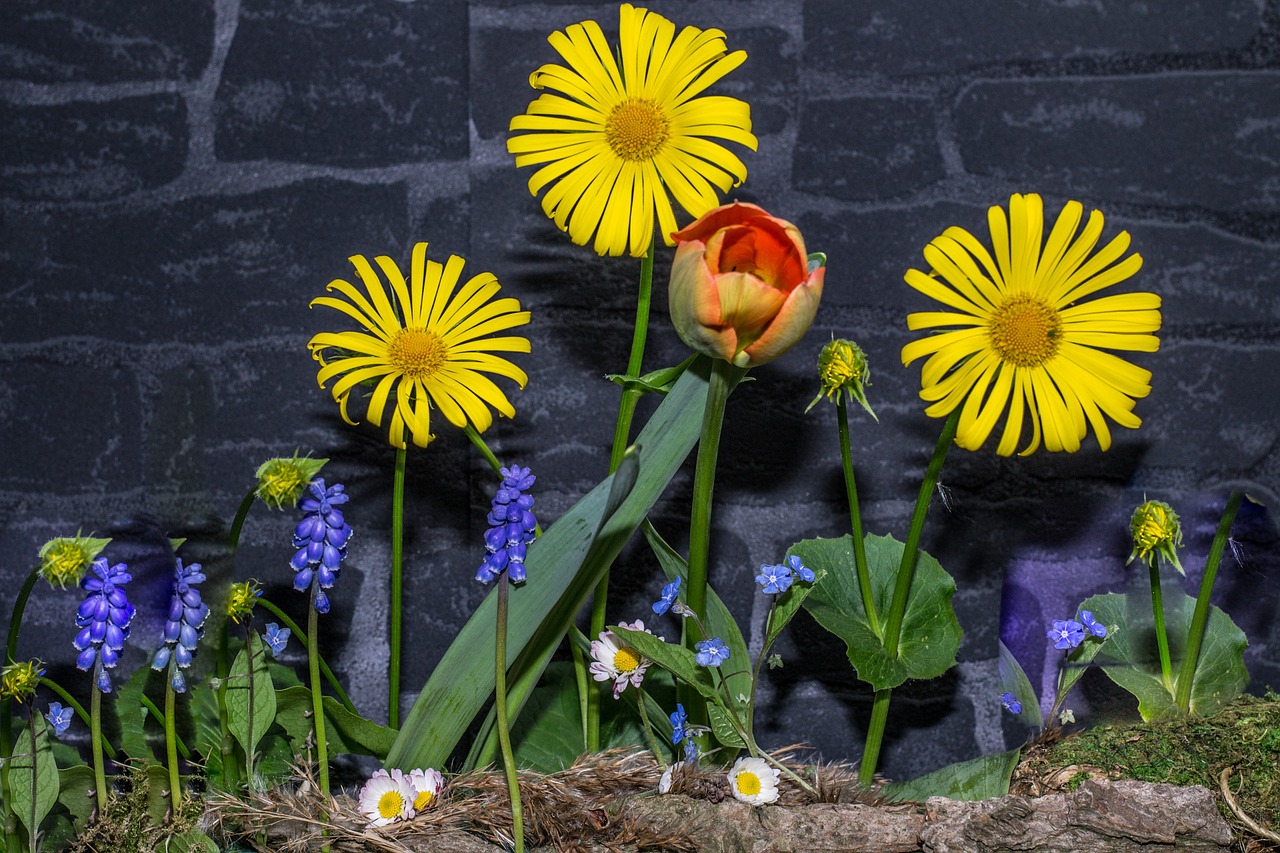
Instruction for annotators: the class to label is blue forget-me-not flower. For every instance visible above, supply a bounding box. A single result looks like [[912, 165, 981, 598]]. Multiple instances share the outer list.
[[694, 637, 730, 668], [1047, 619, 1085, 650], [652, 576, 681, 615], [45, 702, 73, 737], [263, 622, 291, 656]]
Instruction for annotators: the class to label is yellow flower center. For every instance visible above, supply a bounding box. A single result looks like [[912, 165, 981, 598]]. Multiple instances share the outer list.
[[377, 790, 404, 820], [387, 327, 447, 380], [414, 789, 434, 811], [987, 293, 1062, 368], [735, 770, 761, 797], [605, 99, 671, 162], [613, 646, 642, 673]]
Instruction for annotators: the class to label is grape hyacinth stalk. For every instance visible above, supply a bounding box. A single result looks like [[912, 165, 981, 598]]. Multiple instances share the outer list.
[[476, 465, 537, 853], [73, 557, 134, 814], [152, 558, 208, 813], [291, 478, 351, 800]]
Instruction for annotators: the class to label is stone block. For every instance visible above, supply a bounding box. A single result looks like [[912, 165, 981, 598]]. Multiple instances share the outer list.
[[215, 0, 467, 166], [1, 96, 187, 201]]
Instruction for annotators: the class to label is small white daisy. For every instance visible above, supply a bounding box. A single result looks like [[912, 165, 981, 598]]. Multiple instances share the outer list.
[[727, 756, 780, 805], [658, 764, 675, 794], [590, 619, 659, 699], [408, 767, 445, 811], [357, 768, 416, 826]]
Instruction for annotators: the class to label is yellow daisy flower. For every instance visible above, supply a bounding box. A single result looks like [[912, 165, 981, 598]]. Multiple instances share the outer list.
[[507, 3, 757, 258], [901, 193, 1161, 456], [308, 244, 531, 450]]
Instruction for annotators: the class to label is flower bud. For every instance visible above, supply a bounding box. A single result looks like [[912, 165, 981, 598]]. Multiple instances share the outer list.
[[38, 534, 111, 589], [1128, 499, 1184, 575], [668, 202, 824, 368], [807, 337, 876, 419], [0, 659, 46, 702], [255, 453, 328, 510]]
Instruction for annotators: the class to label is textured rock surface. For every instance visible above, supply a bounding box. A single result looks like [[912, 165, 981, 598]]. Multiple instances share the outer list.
[[1, 0, 1278, 782]]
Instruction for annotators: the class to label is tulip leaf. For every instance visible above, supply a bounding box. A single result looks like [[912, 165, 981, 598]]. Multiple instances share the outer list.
[[1081, 591, 1247, 721], [225, 633, 275, 760], [10, 717, 59, 838], [387, 358, 720, 772], [798, 533, 961, 692]]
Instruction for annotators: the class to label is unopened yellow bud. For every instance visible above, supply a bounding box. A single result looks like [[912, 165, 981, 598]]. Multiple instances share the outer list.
[[807, 338, 876, 420], [38, 534, 110, 589], [1128, 499, 1184, 575], [227, 580, 262, 623], [255, 453, 328, 510], [0, 659, 46, 702]]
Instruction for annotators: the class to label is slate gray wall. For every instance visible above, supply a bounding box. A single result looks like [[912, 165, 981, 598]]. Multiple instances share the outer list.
[[2, 0, 1278, 782]]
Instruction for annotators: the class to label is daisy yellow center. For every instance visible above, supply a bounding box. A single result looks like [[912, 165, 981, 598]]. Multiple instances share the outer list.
[[387, 327, 447, 380], [414, 790, 434, 811], [988, 293, 1062, 368], [613, 646, 642, 673], [605, 99, 670, 162], [735, 771, 761, 797], [377, 790, 404, 820]]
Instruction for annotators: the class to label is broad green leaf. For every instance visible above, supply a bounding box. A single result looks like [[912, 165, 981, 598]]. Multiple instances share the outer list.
[[510, 661, 589, 772], [883, 748, 1021, 802], [10, 717, 59, 837], [1082, 591, 1248, 721], [388, 359, 723, 772], [642, 520, 752, 705], [997, 640, 1043, 728], [190, 679, 229, 786], [798, 534, 962, 691], [114, 662, 159, 760], [273, 686, 397, 759], [141, 762, 175, 825], [52, 765, 96, 848], [706, 701, 747, 748], [167, 831, 221, 852], [225, 634, 276, 759], [766, 559, 827, 649]]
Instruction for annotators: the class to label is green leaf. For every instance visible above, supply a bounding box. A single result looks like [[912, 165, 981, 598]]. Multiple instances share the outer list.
[[225, 633, 276, 759], [387, 358, 720, 772], [611, 627, 720, 704], [114, 662, 160, 760], [997, 640, 1043, 728], [604, 355, 696, 395], [273, 686, 397, 759], [54, 765, 96, 845], [766, 559, 827, 649], [883, 748, 1021, 802], [706, 701, 746, 748], [642, 520, 752, 705], [166, 831, 221, 853], [798, 534, 962, 691], [189, 679, 229, 786], [1082, 591, 1248, 721], [10, 716, 59, 837]]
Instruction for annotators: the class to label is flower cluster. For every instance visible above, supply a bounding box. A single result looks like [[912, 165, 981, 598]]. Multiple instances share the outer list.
[[291, 479, 352, 614], [356, 767, 444, 827], [754, 555, 815, 595], [475, 466, 537, 585], [72, 558, 135, 693], [152, 559, 209, 693], [590, 620, 658, 699], [1047, 610, 1108, 650], [0, 659, 45, 702]]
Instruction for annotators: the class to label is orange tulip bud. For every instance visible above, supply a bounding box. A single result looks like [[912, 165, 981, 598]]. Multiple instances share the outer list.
[[668, 202, 824, 367]]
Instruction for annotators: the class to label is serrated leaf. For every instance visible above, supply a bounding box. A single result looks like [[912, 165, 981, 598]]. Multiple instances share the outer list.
[[273, 686, 397, 760], [225, 633, 275, 759], [883, 748, 1020, 802], [10, 716, 59, 837], [1082, 591, 1248, 721], [997, 641, 1043, 728], [388, 359, 725, 772], [798, 534, 962, 691]]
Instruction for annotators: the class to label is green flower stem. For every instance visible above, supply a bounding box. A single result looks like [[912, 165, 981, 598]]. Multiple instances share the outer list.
[[570, 642, 590, 750], [837, 396, 879, 636], [37, 677, 114, 760], [90, 664, 107, 815], [256, 599, 356, 715], [142, 690, 190, 761], [464, 425, 504, 476], [683, 358, 737, 740], [163, 665, 182, 814], [761, 750, 820, 799], [390, 445, 407, 730], [228, 489, 257, 557], [588, 237, 657, 753], [217, 618, 238, 791], [245, 623, 257, 788], [1, 706, 16, 853], [494, 573, 524, 853], [634, 687, 667, 769], [1149, 561, 1174, 691], [1174, 491, 1244, 715], [2, 568, 38, 853], [307, 586, 330, 799], [860, 408, 959, 785]]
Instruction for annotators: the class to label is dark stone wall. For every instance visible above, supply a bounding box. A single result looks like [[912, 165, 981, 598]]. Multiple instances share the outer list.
[[2, 0, 1278, 782]]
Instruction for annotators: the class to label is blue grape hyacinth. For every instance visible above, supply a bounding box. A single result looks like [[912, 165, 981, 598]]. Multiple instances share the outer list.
[[72, 557, 135, 693], [475, 466, 537, 585], [152, 558, 209, 692], [291, 479, 352, 613]]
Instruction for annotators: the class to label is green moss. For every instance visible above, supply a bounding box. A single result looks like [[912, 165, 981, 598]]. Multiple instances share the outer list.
[[1025, 694, 1279, 832], [69, 764, 208, 852]]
